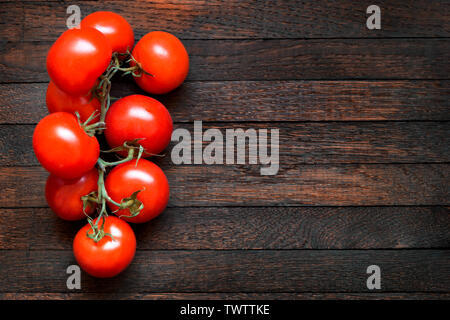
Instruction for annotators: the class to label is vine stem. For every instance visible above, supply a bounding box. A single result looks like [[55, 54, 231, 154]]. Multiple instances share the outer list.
[[97, 146, 136, 169], [85, 145, 144, 242], [83, 168, 111, 243], [81, 51, 150, 242], [86, 50, 152, 134]]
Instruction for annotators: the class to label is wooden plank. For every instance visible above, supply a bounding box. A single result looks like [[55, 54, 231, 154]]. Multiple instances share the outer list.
[[0, 42, 44, 83], [0, 83, 46, 124], [1, 81, 449, 124], [14, 0, 450, 41], [1, 207, 449, 250], [1, 39, 449, 83], [0, 164, 448, 207], [0, 3, 23, 42], [1, 292, 449, 300], [0, 250, 448, 292], [0, 208, 33, 250], [1, 122, 448, 166]]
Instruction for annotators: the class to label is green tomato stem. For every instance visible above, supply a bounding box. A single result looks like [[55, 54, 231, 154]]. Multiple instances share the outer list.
[[82, 51, 149, 243]]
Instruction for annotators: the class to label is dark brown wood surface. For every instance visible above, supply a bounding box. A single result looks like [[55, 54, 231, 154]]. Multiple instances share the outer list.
[[3, 1, 450, 40], [2, 292, 450, 300], [2, 39, 449, 82], [2, 122, 450, 165], [2, 207, 449, 250], [0, 0, 449, 300], [1, 250, 449, 292], [1, 81, 450, 123], [0, 164, 448, 207]]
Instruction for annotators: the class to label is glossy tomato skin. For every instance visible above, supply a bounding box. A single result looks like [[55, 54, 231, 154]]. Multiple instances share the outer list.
[[81, 11, 134, 54], [104, 95, 173, 156], [131, 31, 189, 94], [47, 27, 112, 95], [45, 168, 98, 221], [105, 159, 169, 223], [73, 216, 136, 278], [46, 81, 101, 123], [33, 112, 100, 179]]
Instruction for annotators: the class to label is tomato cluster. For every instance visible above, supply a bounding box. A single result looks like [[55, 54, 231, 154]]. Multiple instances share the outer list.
[[33, 12, 189, 278]]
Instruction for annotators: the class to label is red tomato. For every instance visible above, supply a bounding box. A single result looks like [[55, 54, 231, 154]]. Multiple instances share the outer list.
[[45, 168, 98, 221], [33, 112, 100, 179], [104, 94, 173, 156], [131, 31, 189, 94], [105, 159, 169, 223], [73, 216, 136, 278], [46, 81, 101, 123], [81, 11, 134, 54], [47, 27, 112, 95]]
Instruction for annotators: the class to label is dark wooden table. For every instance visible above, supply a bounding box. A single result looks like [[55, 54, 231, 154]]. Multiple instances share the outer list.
[[0, 0, 449, 300]]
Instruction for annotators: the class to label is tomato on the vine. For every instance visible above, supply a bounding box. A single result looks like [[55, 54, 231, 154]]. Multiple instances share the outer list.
[[81, 11, 134, 55], [46, 81, 101, 123], [33, 112, 100, 179], [131, 31, 189, 94], [73, 216, 136, 278], [46, 168, 98, 221], [104, 94, 173, 157], [46, 27, 112, 95], [105, 159, 169, 223]]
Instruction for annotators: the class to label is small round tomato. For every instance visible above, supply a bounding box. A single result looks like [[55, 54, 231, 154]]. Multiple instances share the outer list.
[[47, 27, 112, 95], [73, 216, 136, 278], [45, 168, 98, 221], [131, 31, 189, 94], [81, 11, 134, 54], [104, 95, 173, 157], [105, 159, 169, 223], [33, 112, 100, 179], [46, 81, 101, 123]]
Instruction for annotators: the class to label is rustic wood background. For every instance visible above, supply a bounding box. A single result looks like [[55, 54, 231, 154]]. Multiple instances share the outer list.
[[0, 0, 449, 300]]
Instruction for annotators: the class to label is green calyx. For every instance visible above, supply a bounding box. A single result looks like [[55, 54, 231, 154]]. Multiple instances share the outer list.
[[81, 140, 147, 242]]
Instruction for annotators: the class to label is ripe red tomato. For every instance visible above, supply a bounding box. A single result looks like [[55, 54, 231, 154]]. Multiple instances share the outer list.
[[131, 31, 189, 94], [104, 94, 173, 156], [45, 168, 98, 221], [105, 159, 169, 223], [81, 11, 134, 54], [46, 27, 112, 95], [33, 112, 100, 179], [46, 81, 101, 123], [73, 216, 136, 278]]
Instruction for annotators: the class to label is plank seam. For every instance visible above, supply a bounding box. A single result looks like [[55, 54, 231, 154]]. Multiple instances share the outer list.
[[2, 249, 450, 251], [1, 205, 449, 209]]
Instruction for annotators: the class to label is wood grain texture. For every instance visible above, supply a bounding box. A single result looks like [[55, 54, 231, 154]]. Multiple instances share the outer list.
[[0, 0, 449, 300], [7, 0, 449, 41], [1, 80, 449, 124], [2, 292, 450, 300], [1, 207, 449, 250], [0, 3, 24, 42], [0, 164, 448, 207], [1, 39, 449, 83], [0, 250, 449, 292], [2, 122, 449, 166], [0, 122, 450, 167]]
